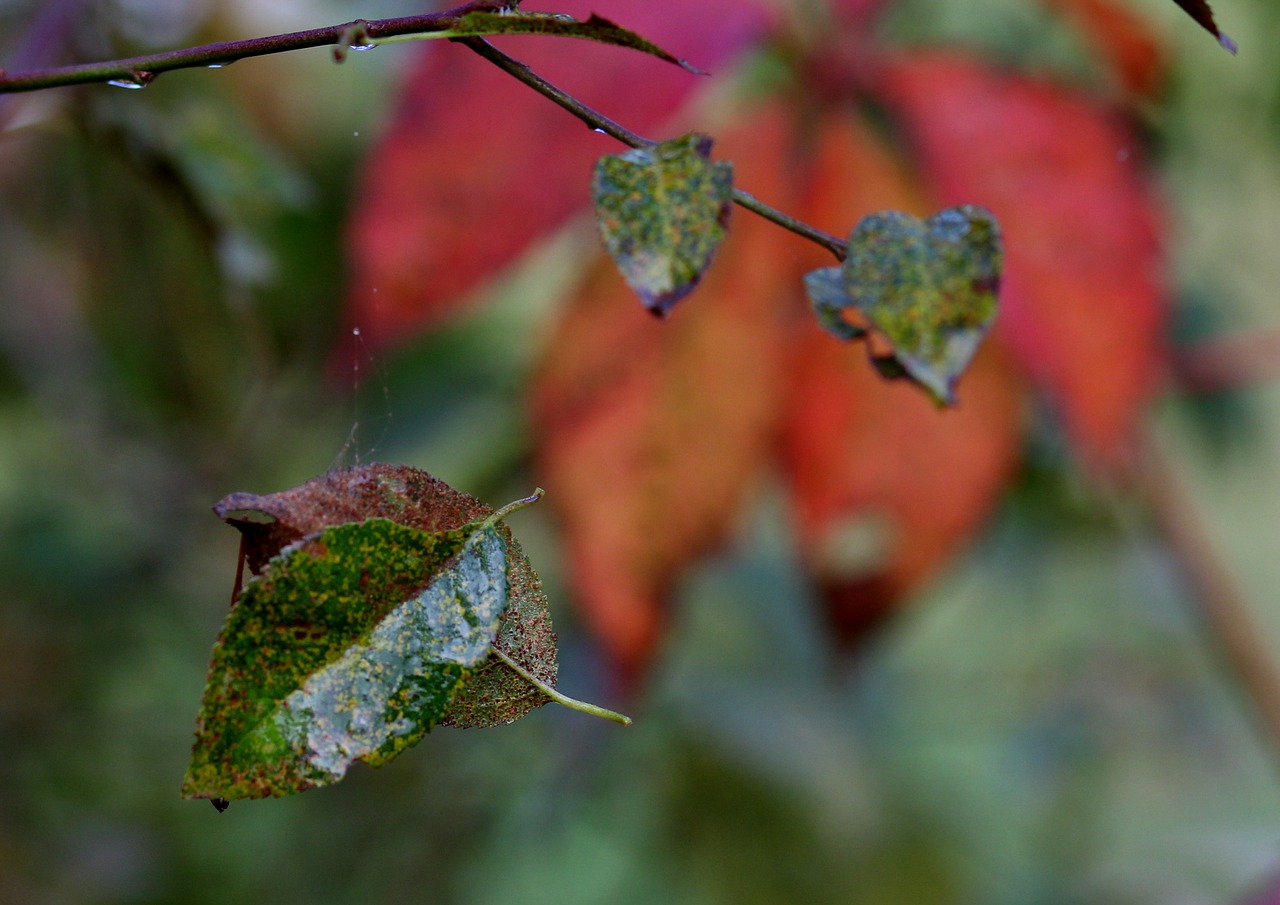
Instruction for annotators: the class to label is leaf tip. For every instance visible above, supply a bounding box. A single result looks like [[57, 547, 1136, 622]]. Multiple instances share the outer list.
[[1219, 31, 1238, 54], [211, 798, 230, 813]]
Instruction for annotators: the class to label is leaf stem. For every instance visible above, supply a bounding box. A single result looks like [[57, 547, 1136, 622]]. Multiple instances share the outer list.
[[457, 36, 850, 261], [491, 646, 632, 726], [487, 487, 545, 525]]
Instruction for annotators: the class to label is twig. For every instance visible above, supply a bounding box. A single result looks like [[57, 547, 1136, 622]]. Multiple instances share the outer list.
[[1172, 326, 1280, 394], [0, 0, 851, 260], [0, 0, 86, 126], [457, 36, 850, 261], [0, 1, 511, 93], [1138, 437, 1280, 771]]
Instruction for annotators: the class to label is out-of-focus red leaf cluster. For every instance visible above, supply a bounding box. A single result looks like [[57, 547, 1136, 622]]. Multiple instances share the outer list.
[[344, 0, 1169, 678]]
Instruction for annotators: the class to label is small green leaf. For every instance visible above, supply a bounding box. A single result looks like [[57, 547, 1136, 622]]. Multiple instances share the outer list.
[[806, 205, 1001, 405], [592, 133, 733, 316]]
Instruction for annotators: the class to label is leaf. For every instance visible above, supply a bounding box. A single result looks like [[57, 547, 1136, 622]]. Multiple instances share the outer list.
[[592, 133, 733, 316], [182, 514, 515, 801], [438, 12, 701, 73], [529, 106, 802, 678], [805, 205, 1002, 405], [183, 465, 565, 803], [1168, 0, 1237, 52], [344, 0, 773, 347], [211, 467, 557, 721], [883, 52, 1167, 461], [784, 330, 1024, 644], [784, 112, 1023, 645]]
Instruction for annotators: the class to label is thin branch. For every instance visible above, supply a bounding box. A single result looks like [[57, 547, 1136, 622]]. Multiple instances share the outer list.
[[1137, 437, 1280, 773], [0, 0, 850, 260], [731, 186, 849, 259], [0, 0, 512, 93], [1172, 326, 1280, 394], [457, 36, 850, 261], [0, 0, 86, 127]]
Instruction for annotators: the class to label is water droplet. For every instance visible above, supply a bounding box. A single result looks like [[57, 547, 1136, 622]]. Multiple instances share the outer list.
[[348, 43, 377, 52], [353, 131, 360, 137], [930, 207, 971, 240], [105, 70, 153, 89], [352, 327, 362, 337], [207, 63, 225, 69], [592, 128, 607, 134]]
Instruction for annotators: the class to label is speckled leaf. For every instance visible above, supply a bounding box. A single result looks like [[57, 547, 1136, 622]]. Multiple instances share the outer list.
[[806, 205, 1001, 405], [210, 464, 557, 732], [592, 133, 733, 316], [182, 513, 521, 801], [182, 466, 564, 804]]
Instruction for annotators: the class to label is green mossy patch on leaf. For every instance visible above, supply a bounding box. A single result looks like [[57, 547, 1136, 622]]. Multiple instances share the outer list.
[[806, 205, 1002, 405], [592, 133, 733, 316], [183, 465, 561, 803]]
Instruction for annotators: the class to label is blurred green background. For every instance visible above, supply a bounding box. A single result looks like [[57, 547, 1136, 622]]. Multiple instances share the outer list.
[[4, 0, 1280, 903]]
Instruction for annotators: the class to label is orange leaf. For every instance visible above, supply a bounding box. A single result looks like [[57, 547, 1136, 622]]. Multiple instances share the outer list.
[[344, 0, 772, 349], [884, 53, 1166, 463], [786, 329, 1023, 642], [528, 107, 803, 678], [783, 112, 1024, 643]]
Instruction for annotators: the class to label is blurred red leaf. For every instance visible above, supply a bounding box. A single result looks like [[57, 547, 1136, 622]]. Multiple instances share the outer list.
[[787, 333, 1024, 642], [783, 113, 1024, 643], [1045, 0, 1167, 97], [883, 53, 1166, 463], [528, 107, 803, 678], [344, 0, 772, 348]]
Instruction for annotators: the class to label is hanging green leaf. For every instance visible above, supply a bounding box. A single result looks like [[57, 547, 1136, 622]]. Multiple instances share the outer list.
[[183, 465, 628, 807], [805, 206, 1002, 406], [592, 133, 733, 316]]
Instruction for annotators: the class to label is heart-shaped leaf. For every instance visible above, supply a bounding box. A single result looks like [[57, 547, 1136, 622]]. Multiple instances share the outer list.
[[184, 465, 627, 806], [805, 205, 1002, 405], [592, 133, 733, 316]]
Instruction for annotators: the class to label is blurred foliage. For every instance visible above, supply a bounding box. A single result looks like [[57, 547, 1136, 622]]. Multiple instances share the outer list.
[[2, 1, 1280, 904]]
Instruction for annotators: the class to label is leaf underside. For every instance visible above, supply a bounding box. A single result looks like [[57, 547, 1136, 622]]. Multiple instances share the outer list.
[[184, 465, 558, 802]]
